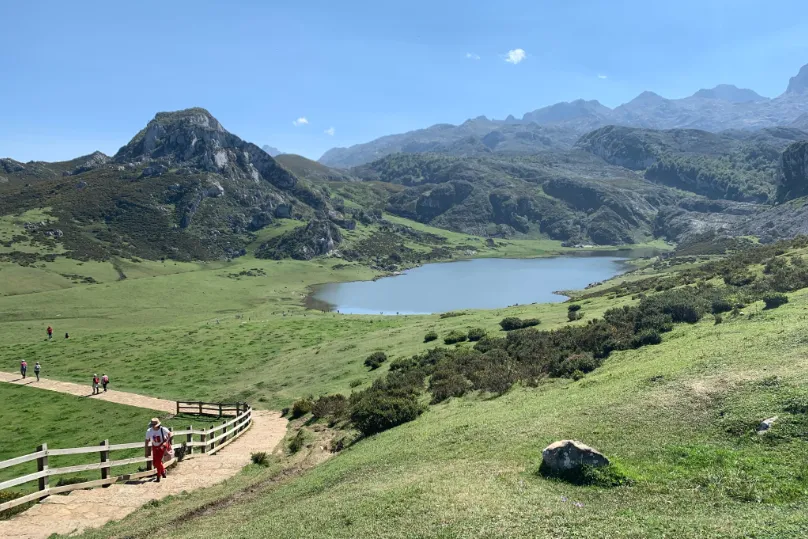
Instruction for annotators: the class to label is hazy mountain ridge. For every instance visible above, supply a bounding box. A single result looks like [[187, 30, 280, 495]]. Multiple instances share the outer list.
[[320, 64, 808, 168]]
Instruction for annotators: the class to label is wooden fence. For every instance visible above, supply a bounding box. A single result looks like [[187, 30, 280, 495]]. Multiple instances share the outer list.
[[0, 402, 252, 513], [176, 401, 248, 417]]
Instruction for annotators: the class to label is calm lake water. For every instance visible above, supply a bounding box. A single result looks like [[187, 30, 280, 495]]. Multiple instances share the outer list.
[[309, 250, 652, 315]]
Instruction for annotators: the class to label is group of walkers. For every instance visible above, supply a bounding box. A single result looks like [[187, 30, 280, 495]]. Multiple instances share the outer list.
[[46, 325, 69, 340], [18, 360, 41, 381], [92, 373, 110, 394]]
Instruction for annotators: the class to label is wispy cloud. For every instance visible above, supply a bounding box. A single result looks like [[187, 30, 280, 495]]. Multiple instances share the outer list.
[[292, 117, 309, 127], [465, 52, 481, 60], [505, 49, 526, 64], [324, 127, 335, 136], [598, 74, 608, 79]]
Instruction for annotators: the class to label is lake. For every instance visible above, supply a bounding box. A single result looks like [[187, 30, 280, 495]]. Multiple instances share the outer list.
[[309, 250, 652, 315]]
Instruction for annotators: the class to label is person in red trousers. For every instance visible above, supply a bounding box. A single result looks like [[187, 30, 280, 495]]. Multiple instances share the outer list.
[[144, 418, 172, 482]]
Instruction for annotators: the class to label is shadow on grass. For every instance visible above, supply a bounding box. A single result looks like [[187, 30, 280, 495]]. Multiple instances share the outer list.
[[537, 461, 633, 487]]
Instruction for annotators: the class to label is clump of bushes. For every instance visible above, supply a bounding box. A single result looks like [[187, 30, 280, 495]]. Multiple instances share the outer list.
[[288, 430, 306, 454], [251, 451, 270, 466], [364, 351, 388, 370], [568, 304, 584, 322], [467, 328, 486, 341], [423, 330, 438, 343], [444, 330, 468, 344], [711, 299, 733, 314], [714, 314, 723, 325], [499, 317, 540, 331], [763, 293, 789, 309], [349, 390, 424, 436], [290, 398, 313, 419], [439, 311, 466, 319], [311, 394, 348, 424]]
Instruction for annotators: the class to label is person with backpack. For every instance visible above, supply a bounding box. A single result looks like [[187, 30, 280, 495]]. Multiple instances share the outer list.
[[101, 374, 109, 392], [47, 326, 53, 340], [144, 418, 173, 482], [92, 374, 100, 395], [34, 362, 41, 382], [20, 360, 27, 379]]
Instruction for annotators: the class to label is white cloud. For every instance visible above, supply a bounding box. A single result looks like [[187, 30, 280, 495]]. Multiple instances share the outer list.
[[598, 74, 608, 79], [465, 52, 480, 60], [292, 117, 309, 126], [505, 48, 526, 64], [324, 127, 335, 136]]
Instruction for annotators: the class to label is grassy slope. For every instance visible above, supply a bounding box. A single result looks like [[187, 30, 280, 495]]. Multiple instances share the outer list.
[[74, 289, 808, 538]]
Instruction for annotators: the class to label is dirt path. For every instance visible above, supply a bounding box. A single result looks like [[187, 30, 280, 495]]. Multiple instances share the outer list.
[[0, 376, 288, 539], [0, 372, 177, 413]]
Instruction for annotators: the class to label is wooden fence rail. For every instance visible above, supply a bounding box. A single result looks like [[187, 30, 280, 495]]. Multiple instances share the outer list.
[[0, 402, 252, 513]]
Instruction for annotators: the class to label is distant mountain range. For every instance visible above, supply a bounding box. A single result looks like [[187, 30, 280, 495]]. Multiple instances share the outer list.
[[261, 145, 282, 157], [320, 63, 808, 168]]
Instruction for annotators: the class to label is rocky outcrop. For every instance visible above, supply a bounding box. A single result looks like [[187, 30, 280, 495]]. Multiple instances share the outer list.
[[776, 141, 808, 202], [255, 219, 342, 260], [542, 440, 609, 472], [114, 108, 297, 191], [414, 181, 474, 222], [787, 64, 808, 95]]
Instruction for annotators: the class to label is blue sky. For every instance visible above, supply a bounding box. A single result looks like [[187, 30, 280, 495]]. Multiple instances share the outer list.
[[2, 0, 808, 162]]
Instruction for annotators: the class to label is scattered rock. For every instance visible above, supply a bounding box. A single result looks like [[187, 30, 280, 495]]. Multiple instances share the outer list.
[[274, 204, 293, 219], [542, 440, 609, 472], [757, 416, 778, 434], [140, 164, 168, 178]]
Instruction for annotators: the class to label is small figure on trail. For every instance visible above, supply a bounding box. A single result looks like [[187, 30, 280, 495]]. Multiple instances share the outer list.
[[20, 360, 27, 379], [145, 418, 173, 482], [65, 332, 69, 339], [92, 374, 100, 395], [47, 326, 53, 340], [101, 374, 109, 392], [34, 361, 41, 381]]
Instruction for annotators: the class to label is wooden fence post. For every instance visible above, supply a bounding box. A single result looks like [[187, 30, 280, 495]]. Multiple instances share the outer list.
[[100, 440, 110, 484], [187, 425, 193, 455], [37, 443, 48, 499], [200, 429, 207, 454], [219, 403, 223, 417], [209, 424, 214, 451], [222, 419, 227, 442], [198, 402, 202, 415], [176, 401, 180, 415]]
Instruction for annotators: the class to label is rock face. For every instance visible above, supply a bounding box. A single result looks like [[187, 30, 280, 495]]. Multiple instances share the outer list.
[[787, 64, 808, 95], [255, 219, 342, 260], [776, 141, 808, 202], [542, 440, 609, 472], [114, 108, 297, 191]]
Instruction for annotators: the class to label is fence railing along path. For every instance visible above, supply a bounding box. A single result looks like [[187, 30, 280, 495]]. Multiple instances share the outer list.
[[0, 401, 253, 513]]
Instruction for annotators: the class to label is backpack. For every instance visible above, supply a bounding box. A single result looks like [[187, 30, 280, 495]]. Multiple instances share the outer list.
[[102, 375, 109, 383]]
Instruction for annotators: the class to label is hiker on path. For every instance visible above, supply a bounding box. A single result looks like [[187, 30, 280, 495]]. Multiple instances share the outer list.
[[47, 326, 53, 340], [65, 332, 69, 340], [92, 374, 100, 395], [144, 418, 172, 482], [34, 362, 41, 381], [101, 374, 109, 392], [20, 360, 27, 379]]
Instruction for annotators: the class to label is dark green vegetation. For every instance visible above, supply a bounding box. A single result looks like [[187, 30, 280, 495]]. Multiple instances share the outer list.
[[499, 316, 541, 331], [364, 351, 387, 370]]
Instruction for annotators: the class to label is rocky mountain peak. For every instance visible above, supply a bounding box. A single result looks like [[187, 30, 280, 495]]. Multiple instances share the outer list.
[[786, 64, 808, 95], [692, 84, 767, 103], [261, 145, 282, 157]]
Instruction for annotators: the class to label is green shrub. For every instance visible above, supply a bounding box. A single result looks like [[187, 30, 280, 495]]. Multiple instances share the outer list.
[[714, 314, 723, 325], [364, 351, 388, 370], [548, 352, 599, 378], [311, 394, 348, 423], [349, 379, 363, 388], [444, 330, 468, 345], [251, 451, 270, 466], [349, 391, 424, 436], [290, 398, 313, 419], [429, 370, 469, 403], [499, 317, 524, 331], [439, 311, 466, 319], [288, 430, 306, 453], [467, 328, 486, 341], [568, 304, 582, 312], [763, 293, 789, 309], [711, 299, 733, 314], [631, 329, 662, 348], [423, 330, 438, 343], [522, 318, 541, 328], [0, 490, 33, 519], [567, 310, 583, 322], [571, 369, 585, 381]]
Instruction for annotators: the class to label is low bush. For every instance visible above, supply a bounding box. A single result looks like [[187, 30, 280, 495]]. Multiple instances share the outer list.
[[429, 370, 469, 403], [500, 317, 541, 331], [349, 390, 424, 436], [467, 328, 486, 341], [567, 310, 583, 322], [288, 430, 306, 454], [439, 311, 466, 319], [0, 490, 34, 520], [444, 330, 468, 345], [364, 351, 388, 370], [711, 299, 733, 314], [568, 304, 582, 312], [522, 318, 541, 328], [251, 451, 270, 466], [311, 394, 348, 423], [290, 398, 313, 419], [631, 329, 662, 348], [715, 314, 723, 325], [423, 330, 438, 343], [763, 293, 789, 309]]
